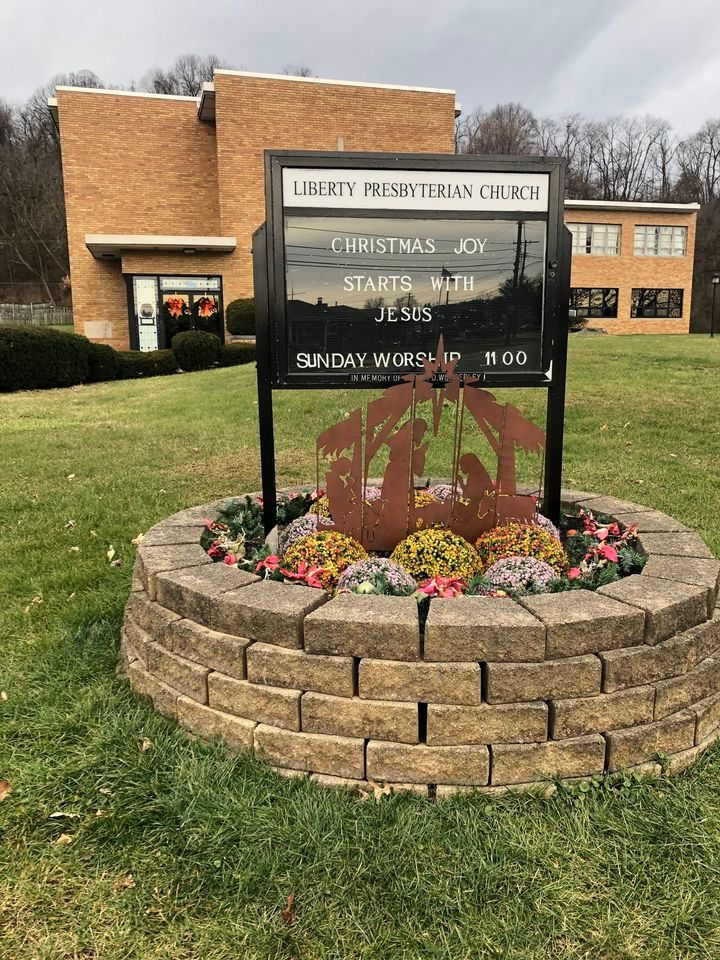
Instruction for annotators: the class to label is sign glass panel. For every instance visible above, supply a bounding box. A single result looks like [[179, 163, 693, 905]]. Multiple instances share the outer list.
[[284, 215, 546, 383]]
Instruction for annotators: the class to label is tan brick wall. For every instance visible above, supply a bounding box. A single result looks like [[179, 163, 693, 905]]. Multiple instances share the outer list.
[[57, 79, 456, 349], [565, 207, 697, 334], [57, 90, 221, 349], [212, 73, 457, 311]]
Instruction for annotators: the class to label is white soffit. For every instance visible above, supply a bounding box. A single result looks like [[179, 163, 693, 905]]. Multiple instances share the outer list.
[[85, 235, 237, 259]]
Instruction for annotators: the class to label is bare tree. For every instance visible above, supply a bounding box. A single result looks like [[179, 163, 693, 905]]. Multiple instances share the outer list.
[[282, 64, 315, 77], [676, 120, 720, 203], [140, 54, 230, 97], [0, 71, 102, 303], [585, 116, 677, 202], [457, 103, 540, 156]]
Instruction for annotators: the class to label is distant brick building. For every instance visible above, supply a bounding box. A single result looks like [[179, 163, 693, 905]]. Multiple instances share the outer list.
[[51, 71, 457, 351], [51, 71, 699, 348], [565, 199, 699, 334]]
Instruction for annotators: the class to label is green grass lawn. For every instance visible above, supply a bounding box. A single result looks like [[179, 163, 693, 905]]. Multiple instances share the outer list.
[[1, 334, 720, 959]]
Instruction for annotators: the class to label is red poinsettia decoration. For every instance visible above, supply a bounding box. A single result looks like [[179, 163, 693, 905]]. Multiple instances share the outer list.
[[416, 576, 466, 599]]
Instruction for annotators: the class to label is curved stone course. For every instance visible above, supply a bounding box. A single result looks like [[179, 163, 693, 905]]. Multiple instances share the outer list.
[[121, 491, 720, 796]]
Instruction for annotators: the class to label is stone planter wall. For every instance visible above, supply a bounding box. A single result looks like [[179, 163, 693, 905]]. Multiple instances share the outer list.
[[120, 491, 720, 796]]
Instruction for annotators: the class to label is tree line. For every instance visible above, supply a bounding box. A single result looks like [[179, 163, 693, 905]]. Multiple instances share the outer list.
[[2, 59, 719, 328]]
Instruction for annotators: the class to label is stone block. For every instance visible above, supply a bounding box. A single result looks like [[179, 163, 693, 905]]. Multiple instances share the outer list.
[[246, 642, 354, 697], [208, 672, 301, 730], [642, 556, 720, 618], [550, 686, 654, 739], [520, 591, 644, 659], [559, 489, 602, 504], [426, 702, 548, 745], [490, 735, 606, 785], [156, 564, 258, 626], [147, 642, 209, 703], [637, 532, 714, 560], [612, 511, 690, 534], [359, 659, 481, 705], [135, 543, 212, 600], [485, 655, 601, 704], [254, 724, 365, 779], [692, 693, 720, 744], [127, 660, 179, 719], [208, 580, 327, 648], [577, 496, 652, 516], [124, 591, 180, 648], [665, 732, 718, 774], [366, 741, 489, 785], [139, 523, 206, 547], [170, 618, 250, 679], [162, 501, 227, 526], [605, 710, 696, 770], [301, 692, 418, 743], [304, 594, 419, 660], [424, 597, 545, 662], [177, 696, 255, 750], [598, 575, 707, 645], [121, 619, 151, 667], [600, 623, 711, 693], [654, 658, 720, 720]]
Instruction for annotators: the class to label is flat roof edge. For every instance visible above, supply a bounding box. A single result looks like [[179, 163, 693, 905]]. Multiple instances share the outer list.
[[55, 86, 199, 103], [565, 199, 701, 212], [213, 68, 456, 96]]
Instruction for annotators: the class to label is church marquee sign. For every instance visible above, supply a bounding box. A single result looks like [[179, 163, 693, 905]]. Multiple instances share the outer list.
[[261, 151, 567, 389]]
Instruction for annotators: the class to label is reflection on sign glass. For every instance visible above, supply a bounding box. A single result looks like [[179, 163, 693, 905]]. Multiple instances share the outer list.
[[284, 217, 546, 382]]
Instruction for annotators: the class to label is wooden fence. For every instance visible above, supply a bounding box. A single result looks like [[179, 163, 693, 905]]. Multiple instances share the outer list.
[[0, 303, 73, 326]]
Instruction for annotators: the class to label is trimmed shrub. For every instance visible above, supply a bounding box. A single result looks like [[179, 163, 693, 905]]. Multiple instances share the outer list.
[[226, 298, 255, 336], [117, 349, 178, 379], [87, 342, 120, 382], [0, 326, 90, 392], [171, 330, 221, 371], [218, 341, 256, 367]]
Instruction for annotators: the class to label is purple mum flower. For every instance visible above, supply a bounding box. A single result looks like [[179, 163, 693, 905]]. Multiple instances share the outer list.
[[337, 557, 417, 595], [533, 514, 560, 541], [484, 556, 555, 594], [279, 513, 334, 554]]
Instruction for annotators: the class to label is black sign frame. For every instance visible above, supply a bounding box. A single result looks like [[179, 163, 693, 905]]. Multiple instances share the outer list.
[[264, 150, 566, 389], [253, 150, 571, 532]]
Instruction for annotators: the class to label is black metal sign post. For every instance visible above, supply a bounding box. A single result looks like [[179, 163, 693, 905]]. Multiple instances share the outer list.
[[253, 151, 571, 531]]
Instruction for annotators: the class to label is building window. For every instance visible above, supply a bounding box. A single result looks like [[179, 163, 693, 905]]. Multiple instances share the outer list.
[[631, 288, 683, 318], [568, 222, 621, 255], [570, 288, 618, 318], [633, 224, 687, 257]]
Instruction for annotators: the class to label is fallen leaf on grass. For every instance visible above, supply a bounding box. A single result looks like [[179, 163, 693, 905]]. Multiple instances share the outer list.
[[623, 421, 631, 429], [66, 474, 75, 481], [131, 533, 145, 547], [281, 894, 295, 925], [107, 546, 116, 562], [139, 737, 153, 753], [359, 779, 391, 802], [0, 781, 11, 801], [64, 519, 76, 529], [23, 596, 43, 614], [49, 811, 80, 819], [99, 787, 113, 796], [669, 453, 678, 458], [0, 691, 7, 701], [55, 833, 73, 846], [90, 530, 98, 538], [69, 546, 80, 553], [112, 874, 135, 893], [67, 592, 76, 602], [600, 423, 608, 431]]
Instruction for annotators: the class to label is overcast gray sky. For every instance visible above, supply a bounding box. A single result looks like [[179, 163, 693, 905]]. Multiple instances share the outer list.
[[2, 0, 720, 135]]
